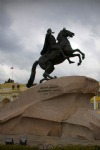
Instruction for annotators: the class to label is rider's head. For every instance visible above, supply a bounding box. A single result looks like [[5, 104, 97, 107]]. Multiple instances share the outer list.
[[63, 27, 66, 31], [47, 28, 55, 34]]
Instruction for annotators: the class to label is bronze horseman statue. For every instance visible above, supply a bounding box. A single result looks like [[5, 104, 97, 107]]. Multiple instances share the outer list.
[[26, 28, 85, 88]]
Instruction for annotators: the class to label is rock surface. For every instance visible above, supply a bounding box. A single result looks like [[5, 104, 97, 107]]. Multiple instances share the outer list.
[[0, 76, 100, 145]]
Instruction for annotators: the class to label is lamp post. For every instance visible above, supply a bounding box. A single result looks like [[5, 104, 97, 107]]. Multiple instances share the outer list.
[[10, 67, 14, 81], [93, 96, 96, 110]]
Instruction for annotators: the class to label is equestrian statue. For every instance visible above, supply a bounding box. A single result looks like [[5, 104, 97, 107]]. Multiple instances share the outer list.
[[26, 28, 85, 88]]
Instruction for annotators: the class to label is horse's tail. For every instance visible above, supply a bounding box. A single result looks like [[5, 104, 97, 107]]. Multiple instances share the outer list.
[[26, 60, 39, 88]]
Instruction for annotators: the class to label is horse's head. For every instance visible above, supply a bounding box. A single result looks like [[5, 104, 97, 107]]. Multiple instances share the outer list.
[[57, 28, 75, 42], [62, 28, 75, 38]]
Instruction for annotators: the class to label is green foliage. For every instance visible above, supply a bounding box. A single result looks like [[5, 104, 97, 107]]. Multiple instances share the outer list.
[[0, 144, 100, 150], [0, 144, 38, 150], [53, 144, 100, 150]]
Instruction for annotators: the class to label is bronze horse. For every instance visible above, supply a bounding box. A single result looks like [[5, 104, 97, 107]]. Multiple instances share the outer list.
[[26, 29, 85, 88]]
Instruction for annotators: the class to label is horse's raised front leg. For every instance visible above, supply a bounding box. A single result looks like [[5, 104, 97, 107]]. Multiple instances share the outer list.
[[72, 49, 85, 60], [75, 49, 85, 60], [70, 53, 82, 66], [67, 57, 75, 64]]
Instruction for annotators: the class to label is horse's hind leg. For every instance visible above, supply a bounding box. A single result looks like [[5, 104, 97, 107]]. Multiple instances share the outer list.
[[43, 62, 55, 79], [40, 62, 56, 83]]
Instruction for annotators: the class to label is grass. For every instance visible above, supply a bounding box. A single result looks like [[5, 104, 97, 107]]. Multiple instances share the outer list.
[[0, 145, 38, 150], [0, 144, 100, 150]]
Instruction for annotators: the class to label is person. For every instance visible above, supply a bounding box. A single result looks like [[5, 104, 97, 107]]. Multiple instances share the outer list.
[[40, 28, 56, 55], [40, 28, 74, 63]]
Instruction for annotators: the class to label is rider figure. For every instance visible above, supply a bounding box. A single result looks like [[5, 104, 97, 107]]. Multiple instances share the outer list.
[[40, 28, 56, 55], [40, 28, 74, 63]]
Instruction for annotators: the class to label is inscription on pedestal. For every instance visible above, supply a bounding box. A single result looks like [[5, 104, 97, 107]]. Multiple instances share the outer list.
[[38, 85, 62, 96]]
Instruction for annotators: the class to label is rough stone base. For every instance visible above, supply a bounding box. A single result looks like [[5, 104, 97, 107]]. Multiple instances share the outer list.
[[0, 76, 100, 145]]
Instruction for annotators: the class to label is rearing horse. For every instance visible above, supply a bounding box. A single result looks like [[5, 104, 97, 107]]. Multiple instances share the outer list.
[[26, 29, 85, 88], [57, 28, 85, 65]]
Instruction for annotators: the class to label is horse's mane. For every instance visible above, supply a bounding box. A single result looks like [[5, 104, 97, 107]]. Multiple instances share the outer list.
[[57, 30, 65, 42], [57, 30, 62, 41]]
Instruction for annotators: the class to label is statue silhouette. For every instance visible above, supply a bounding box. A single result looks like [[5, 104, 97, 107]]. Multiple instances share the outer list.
[[26, 28, 85, 88], [41, 28, 74, 63]]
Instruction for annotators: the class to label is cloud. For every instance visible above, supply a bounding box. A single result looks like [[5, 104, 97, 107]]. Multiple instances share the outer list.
[[0, 0, 100, 84]]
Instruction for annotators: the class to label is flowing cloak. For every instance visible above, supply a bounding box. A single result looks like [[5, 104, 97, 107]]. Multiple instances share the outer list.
[[40, 33, 56, 55]]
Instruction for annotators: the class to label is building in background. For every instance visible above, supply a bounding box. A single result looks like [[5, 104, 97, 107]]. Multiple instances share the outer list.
[[0, 78, 100, 112], [0, 78, 27, 108], [90, 82, 100, 111]]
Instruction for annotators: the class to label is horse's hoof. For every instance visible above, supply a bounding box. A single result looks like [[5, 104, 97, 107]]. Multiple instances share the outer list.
[[69, 61, 75, 64], [40, 80, 42, 83], [82, 54, 85, 59], [40, 78, 49, 83], [26, 83, 32, 88], [54, 76, 57, 78], [77, 62, 81, 66]]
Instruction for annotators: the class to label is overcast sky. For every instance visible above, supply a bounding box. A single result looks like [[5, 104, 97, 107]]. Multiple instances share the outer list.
[[0, 0, 100, 84]]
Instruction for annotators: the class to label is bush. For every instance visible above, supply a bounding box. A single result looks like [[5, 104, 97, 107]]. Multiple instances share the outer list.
[[0, 145, 38, 150], [0, 144, 100, 150]]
